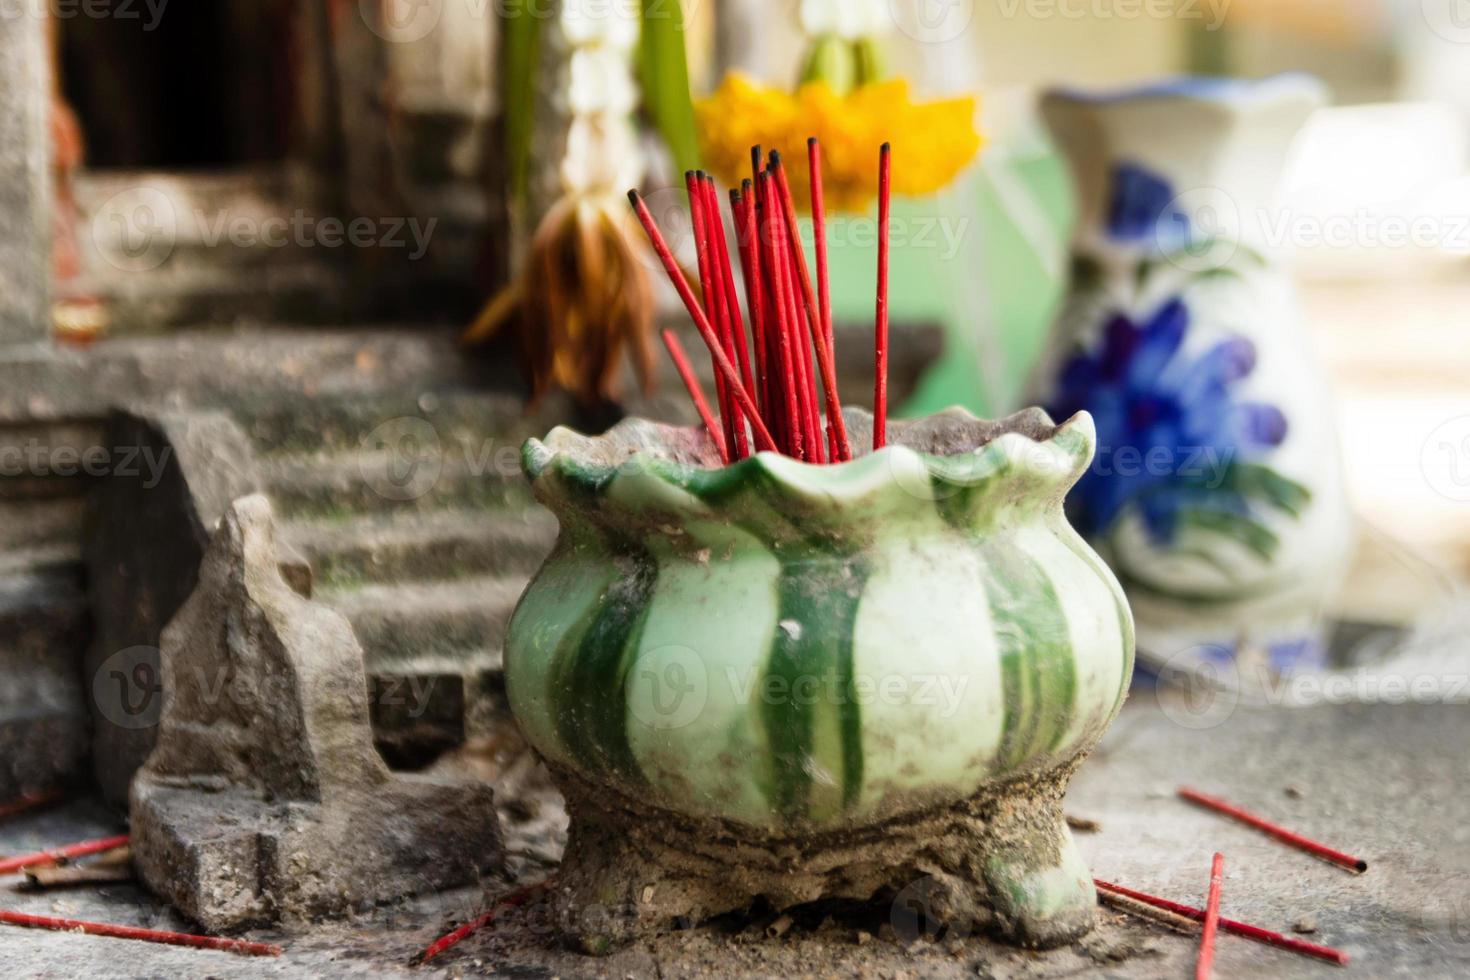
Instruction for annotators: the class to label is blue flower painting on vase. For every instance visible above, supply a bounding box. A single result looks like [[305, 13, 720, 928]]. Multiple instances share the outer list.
[[1048, 296, 1307, 559], [1036, 77, 1354, 686]]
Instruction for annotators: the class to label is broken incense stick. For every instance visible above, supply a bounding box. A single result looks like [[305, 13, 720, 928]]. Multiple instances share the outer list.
[[1197, 853, 1225, 980], [1097, 887, 1200, 936], [662, 329, 728, 463], [418, 879, 553, 964], [1093, 879, 1349, 966], [0, 910, 281, 957], [1178, 787, 1368, 873], [0, 834, 130, 876]]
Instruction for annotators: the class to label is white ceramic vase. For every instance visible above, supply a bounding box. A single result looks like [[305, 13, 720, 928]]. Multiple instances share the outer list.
[[1031, 76, 1353, 680]]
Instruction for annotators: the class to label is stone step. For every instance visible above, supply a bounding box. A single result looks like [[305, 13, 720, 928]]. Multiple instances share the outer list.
[[0, 567, 89, 797], [242, 388, 532, 459], [260, 452, 535, 520], [69, 262, 358, 336], [0, 497, 86, 552], [234, 321, 939, 459], [316, 574, 526, 678], [0, 542, 82, 580], [281, 507, 557, 590]]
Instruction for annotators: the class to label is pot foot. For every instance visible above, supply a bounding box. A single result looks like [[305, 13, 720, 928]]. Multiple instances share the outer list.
[[549, 762, 1099, 953], [981, 826, 1096, 948]]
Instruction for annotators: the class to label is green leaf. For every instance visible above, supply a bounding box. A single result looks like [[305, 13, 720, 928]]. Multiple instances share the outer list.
[[501, 1, 543, 200], [1220, 462, 1312, 517], [852, 37, 888, 87], [1177, 508, 1280, 562], [801, 35, 856, 95], [638, 0, 701, 175]]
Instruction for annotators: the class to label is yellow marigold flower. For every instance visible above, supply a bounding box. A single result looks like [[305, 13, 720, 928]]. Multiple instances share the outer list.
[[696, 74, 982, 213]]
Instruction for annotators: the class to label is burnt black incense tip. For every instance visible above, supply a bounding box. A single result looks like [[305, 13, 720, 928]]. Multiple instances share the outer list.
[[729, 187, 742, 205], [807, 136, 818, 148], [742, 177, 753, 191], [627, 189, 641, 206], [769, 149, 782, 166], [881, 141, 892, 154]]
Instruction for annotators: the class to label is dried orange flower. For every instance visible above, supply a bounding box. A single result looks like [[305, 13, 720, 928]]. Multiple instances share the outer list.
[[696, 74, 982, 212]]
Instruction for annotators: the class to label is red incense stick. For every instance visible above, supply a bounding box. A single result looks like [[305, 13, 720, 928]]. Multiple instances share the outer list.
[[874, 142, 892, 451], [1178, 787, 1368, 873], [686, 171, 738, 455], [808, 138, 848, 462], [704, 176, 756, 459], [0, 789, 63, 821], [771, 151, 850, 461], [0, 834, 130, 876], [0, 909, 281, 957], [1093, 879, 1349, 967], [629, 191, 777, 452], [731, 186, 771, 421], [1197, 853, 1225, 980], [763, 181, 806, 458], [418, 879, 553, 964], [662, 329, 729, 463]]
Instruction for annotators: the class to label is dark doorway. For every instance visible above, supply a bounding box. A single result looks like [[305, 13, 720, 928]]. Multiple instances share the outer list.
[[56, 0, 300, 169]]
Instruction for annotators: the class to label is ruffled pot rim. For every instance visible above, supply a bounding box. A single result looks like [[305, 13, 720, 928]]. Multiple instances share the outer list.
[[522, 406, 1097, 519]]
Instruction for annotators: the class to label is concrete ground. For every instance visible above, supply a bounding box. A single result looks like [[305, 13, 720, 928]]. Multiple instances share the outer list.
[[1, 694, 1465, 979]]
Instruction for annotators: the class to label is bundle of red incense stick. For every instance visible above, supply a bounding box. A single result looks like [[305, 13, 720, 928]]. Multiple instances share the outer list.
[[629, 139, 892, 465]]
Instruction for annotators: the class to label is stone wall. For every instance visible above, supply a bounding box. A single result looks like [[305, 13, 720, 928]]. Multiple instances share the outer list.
[[0, 7, 50, 345]]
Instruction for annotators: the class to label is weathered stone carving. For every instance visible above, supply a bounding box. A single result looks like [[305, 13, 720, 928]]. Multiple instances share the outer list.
[[131, 494, 502, 931]]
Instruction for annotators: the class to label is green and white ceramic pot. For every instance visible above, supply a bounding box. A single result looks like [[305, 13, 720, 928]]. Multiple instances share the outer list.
[[505, 407, 1134, 951]]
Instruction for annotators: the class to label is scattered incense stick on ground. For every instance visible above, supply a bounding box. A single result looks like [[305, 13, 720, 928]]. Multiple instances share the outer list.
[[1098, 887, 1200, 936], [21, 861, 134, 890], [83, 844, 133, 870], [0, 910, 281, 957], [1178, 787, 1369, 873], [0, 789, 64, 822], [1094, 879, 1349, 966], [417, 878, 553, 965], [1066, 814, 1101, 833], [0, 834, 130, 876], [1196, 853, 1225, 980]]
